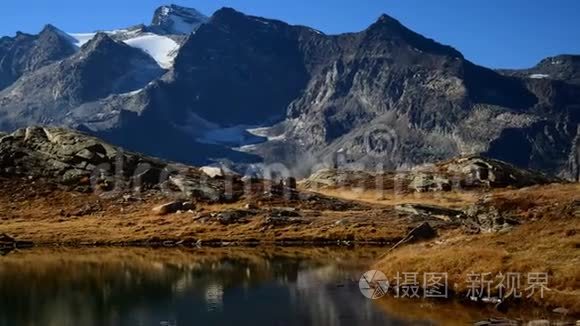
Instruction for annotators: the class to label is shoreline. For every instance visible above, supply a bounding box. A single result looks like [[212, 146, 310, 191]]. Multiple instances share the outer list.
[[2, 245, 577, 322]]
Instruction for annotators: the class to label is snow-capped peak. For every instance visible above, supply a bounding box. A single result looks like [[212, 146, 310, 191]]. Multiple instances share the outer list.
[[151, 4, 208, 35]]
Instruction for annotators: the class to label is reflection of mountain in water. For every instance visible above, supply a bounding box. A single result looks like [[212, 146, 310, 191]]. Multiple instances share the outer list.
[[0, 248, 409, 326]]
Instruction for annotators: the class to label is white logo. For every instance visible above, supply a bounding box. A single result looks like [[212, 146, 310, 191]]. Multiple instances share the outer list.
[[359, 270, 390, 299]]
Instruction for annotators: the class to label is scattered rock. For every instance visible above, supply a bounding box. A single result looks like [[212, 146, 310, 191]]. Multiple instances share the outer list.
[[264, 215, 306, 226], [552, 307, 569, 315], [409, 173, 451, 192], [269, 207, 301, 217], [153, 201, 193, 216], [244, 203, 258, 210], [395, 203, 463, 222], [407, 222, 437, 240], [193, 209, 255, 225], [387, 222, 437, 253], [70, 202, 103, 217], [215, 210, 254, 225], [463, 204, 519, 233], [264, 208, 305, 226]]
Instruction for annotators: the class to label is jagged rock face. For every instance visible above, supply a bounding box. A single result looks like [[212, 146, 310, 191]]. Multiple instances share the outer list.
[[500, 55, 580, 85], [0, 25, 76, 90], [150, 4, 208, 35], [242, 11, 570, 176], [164, 8, 310, 125], [0, 33, 163, 130], [565, 125, 580, 181]]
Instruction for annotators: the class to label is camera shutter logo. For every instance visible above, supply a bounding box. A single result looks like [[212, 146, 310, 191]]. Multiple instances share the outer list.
[[359, 270, 390, 299]]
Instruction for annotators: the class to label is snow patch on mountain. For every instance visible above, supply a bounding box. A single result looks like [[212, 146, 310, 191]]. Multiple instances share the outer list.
[[198, 126, 265, 146], [67, 31, 179, 69], [68, 29, 131, 47], [123, 34, 179, 69], [247, 126, 287, 141]]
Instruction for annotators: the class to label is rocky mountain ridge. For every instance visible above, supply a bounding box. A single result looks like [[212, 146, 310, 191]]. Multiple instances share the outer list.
[[0, 5, 578, 180]]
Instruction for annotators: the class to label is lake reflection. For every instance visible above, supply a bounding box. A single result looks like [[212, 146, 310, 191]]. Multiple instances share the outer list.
[[0, 247, 425, 326]]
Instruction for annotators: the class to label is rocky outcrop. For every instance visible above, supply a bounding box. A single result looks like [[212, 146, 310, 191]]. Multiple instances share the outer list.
[[436, 155, 560, 188], [150, 4, 208, 35], [303, 155, 560, 192], [394, 202, 519, 234], [407, 155, 560, 192], [462, 204, 520, 234], [408, 174, 452, 192], [0, 126, 224, 201]]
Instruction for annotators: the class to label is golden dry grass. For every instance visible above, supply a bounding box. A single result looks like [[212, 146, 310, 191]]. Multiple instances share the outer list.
[[0, 178, 412, 245], [316, 187, 481, 208], [372, 183, 580, 314]]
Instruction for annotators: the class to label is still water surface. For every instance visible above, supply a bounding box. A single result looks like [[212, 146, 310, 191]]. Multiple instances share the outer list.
[[0, 247, 513, 326]]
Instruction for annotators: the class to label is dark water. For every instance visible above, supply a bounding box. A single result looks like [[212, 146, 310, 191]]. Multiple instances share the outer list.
[[0, 247, 430, 326], [1, 247, 556, 326]]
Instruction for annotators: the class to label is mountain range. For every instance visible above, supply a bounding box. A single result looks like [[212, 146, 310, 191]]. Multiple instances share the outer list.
[[0, 4, 578, 180]]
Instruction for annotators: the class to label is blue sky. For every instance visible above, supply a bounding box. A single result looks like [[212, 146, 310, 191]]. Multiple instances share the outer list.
[[2, 0, 579, 69]]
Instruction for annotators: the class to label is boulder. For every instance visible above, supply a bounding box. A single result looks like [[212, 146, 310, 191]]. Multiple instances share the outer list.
[[388, 222, 437, 252], [395, 204, 463, 221], [200, 166, 225, 178], [407, 222, 437, 240], [0, 233, 16, 247], [152, 201, 194, 216]]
